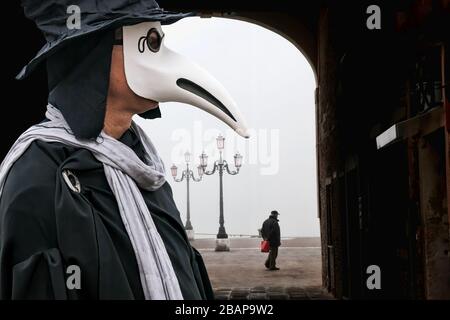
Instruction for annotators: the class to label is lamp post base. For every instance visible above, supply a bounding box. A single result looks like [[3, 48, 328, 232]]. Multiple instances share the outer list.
[[186, 229, 195, 241], [215, 238, 230, 251]]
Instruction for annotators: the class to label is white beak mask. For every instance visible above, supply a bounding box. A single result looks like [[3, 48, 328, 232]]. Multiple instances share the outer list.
[[122, 21, 250, 138]]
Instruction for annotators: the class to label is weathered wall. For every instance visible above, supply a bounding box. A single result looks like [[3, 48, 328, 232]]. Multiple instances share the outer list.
[[316, 0, 449, 299], [317, 5, 342, 296], [418, 130, 450, 299]]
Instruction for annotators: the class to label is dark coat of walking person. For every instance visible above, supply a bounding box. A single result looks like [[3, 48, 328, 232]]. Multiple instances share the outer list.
[[261, 211, 281, 270]]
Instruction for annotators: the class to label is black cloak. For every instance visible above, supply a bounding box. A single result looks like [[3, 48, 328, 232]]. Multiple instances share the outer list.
[[261, 216, 281, 248], [0, 128, 214, 299]]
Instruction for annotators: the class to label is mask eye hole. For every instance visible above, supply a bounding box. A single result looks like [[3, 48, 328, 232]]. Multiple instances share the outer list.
[[146, 28, 163, 52]]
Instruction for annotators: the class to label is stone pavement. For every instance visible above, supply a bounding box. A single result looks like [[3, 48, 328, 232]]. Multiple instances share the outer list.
[[213, 286, 333, 300], [191, 237, 333, 300]]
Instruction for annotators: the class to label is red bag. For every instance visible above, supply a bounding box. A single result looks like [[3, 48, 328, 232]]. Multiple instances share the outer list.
[[260, 240, 270, 252]]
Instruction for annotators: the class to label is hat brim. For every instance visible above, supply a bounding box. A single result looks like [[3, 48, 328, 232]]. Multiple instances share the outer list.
[[16, 9, 196, 80]]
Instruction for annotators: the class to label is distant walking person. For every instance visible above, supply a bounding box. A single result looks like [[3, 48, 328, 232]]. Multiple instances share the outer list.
[[261, 210, 281, 271]]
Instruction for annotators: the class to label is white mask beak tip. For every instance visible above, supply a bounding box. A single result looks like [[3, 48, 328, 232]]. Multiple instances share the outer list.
[[236, 128, 251, 139]]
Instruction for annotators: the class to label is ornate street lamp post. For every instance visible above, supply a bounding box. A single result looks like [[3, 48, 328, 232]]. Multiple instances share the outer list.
[[200, 134, 243, 251], [171, 151, 203, 240]]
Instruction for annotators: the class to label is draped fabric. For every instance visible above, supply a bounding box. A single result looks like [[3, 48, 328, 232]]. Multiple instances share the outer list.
[[0, 105, 183, 300]]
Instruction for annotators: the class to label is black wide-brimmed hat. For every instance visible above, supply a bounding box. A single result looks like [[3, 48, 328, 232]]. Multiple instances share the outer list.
[[17, 0, 194, 79]]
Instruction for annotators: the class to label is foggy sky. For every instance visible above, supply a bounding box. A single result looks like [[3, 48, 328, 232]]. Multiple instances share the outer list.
[[135, 17, 319, 237]]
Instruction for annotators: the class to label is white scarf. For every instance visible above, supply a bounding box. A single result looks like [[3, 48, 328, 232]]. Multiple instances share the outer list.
[[0, 104, 183, 300]]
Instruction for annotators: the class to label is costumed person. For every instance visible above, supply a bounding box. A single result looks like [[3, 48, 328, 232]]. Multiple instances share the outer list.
[[0, 0, 249, 300], [261, 210, 281, 271]]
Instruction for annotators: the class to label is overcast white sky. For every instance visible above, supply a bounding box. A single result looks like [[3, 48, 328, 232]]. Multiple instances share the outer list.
[[135, 17, 318, 237]]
